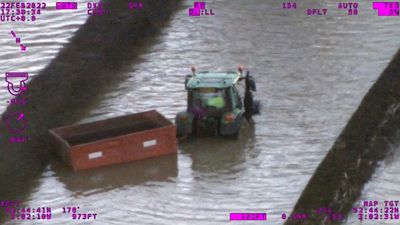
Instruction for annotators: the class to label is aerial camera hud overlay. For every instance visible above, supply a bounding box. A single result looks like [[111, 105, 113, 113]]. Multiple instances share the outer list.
[[0, 0, 400, 224]]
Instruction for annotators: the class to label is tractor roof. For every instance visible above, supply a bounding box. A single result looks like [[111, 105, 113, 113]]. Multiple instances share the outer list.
[[186, 72, 240, 89]]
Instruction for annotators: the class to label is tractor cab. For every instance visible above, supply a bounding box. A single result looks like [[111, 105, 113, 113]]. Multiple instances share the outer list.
[[175, 66, 260, 138]]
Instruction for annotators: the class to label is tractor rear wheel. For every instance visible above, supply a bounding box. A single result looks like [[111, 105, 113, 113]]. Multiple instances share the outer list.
[[233, 117, 248, 139]]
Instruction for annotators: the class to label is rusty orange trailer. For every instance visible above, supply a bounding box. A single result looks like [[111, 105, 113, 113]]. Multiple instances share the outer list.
[[49, 110, 177, 172]]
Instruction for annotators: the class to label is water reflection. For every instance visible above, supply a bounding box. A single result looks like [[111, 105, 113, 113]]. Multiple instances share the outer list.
[[51, 154, 178, 196], [180, 124, 256, 174]]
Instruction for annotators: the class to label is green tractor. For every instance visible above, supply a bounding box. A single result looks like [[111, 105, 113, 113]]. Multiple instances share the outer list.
[[175, 66, 260, 138]]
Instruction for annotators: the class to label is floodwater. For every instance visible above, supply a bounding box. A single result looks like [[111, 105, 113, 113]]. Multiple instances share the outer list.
[[0, 0, 400, 224]]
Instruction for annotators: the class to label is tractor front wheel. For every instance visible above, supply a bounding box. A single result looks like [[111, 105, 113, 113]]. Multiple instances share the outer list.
[[253, 100, 261, 115]]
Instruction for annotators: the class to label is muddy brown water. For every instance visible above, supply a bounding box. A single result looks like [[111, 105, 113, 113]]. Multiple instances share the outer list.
[[0, 0, 400, 224]]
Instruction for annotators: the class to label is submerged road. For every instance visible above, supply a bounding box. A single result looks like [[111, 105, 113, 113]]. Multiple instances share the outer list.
[[0, 0, 183, 222]]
